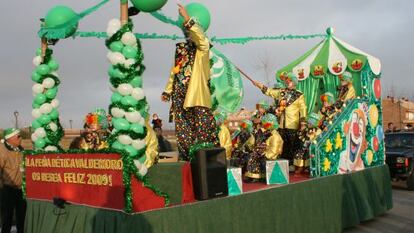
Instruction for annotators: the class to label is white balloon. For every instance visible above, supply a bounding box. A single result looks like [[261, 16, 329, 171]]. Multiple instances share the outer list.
[[111, 107, 125, 118], [51, 71, 59, 77], [108, 18, 121, 28], [125, 111, 142, 123], [108, 52, 125, 65], [117, 84, 133, 96], [138, 165, 148, 176], [49, 122, 58, 132], [31, 133, 38, 142], [34, 127, 47, 138], [42, 78, 55, 89], [32, 84, 44, 94], [31, 109, 42, 119], [134, 160, 143, 170], [32, 56, 42, 66], [118, 135, 132, 145], [39, 103, 53, 114], [124, 58, 135, 68], [132, 139, 146, 150], [121, 32, 136, 46], [51, 99, 60, 108], [45, 146, 58, 151], [131, 88, 145, 101]]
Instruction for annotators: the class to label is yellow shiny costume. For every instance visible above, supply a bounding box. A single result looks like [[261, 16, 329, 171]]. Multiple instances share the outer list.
[[218, 124, 232, 159], [264, 130, 284, 160], [162, 19, 218, 159], [144, 121, 159, 168]]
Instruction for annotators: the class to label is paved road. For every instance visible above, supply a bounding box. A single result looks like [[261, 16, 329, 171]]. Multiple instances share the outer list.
[[344, 182, 414, 233]]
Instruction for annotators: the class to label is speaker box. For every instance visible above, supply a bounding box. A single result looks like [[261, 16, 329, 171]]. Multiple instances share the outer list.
[[191, 147, 228, 200]]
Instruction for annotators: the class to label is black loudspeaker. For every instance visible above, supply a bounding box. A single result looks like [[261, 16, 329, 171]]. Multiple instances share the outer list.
[[191, 147, 228, 200]]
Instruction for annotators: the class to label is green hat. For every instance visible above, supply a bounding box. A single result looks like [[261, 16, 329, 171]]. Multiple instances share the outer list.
[[320, 92, 335, 105], [261, 114, 279, 130], [257, 100, 270, 110], [3, 128, 20, 140], [340, 71, 353, 82], [285, 72, 298, 85], [214, 111, 228, 125], [240, 120, 253, 133], [307, 112, 321, 127]]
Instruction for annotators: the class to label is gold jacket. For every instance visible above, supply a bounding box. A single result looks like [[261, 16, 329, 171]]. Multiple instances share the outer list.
[[144, 121, 159, 168], [218, 124, 232, 159], [263, 88, 307, 130], [164, 20, 212, 109], [264, 130, 284, 160], [341, 84, 356, 102]]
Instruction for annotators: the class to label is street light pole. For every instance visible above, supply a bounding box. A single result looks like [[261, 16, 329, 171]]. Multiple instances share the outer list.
[[69, 120, 73, 129], [13, 111, 19, 129]]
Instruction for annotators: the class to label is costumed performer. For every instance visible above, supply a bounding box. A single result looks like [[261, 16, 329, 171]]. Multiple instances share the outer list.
[[253, 72, 307, 173], [335, 71, 356, 109], [161, 4, 218, 160], [215, 111, 232, 160], [79, 109, 110, 150], [231, 120, 255, 170], [245, 114, 283, 182]]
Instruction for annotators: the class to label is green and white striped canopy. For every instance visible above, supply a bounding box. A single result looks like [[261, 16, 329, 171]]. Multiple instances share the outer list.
[[276, 28, 381, 81]]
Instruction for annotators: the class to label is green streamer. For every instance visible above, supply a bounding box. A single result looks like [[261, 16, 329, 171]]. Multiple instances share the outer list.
[[150, 11, 181, 27], [38, 0, 110, 39]]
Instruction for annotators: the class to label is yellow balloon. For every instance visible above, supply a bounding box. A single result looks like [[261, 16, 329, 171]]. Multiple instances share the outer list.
[[369, 104, 378, 128], [366, 150, 374, 165]]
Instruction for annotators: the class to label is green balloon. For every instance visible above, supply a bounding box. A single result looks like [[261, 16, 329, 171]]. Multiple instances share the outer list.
[[45, 87, 58, 99], [121, 96, 138, 106], [35, 138, 46, 149], [44, 5, 78, 38], [48, 59, 59, 71], [109, 41, 124, 53], [178, 3, 211, 32], [36, 48, 42, 56], [32, 120, 42, 129], [111, 92, 123, 103], [32, 71, 42, 82], [50, 109, 59, 120], [123, 145, 138, 157], [130, 0, 167, 13], [122, 46, 138, 59], [130, 76, 143, 88], [36, 64, 50, 76], [38, 114, 52, 125], [111, 141, 124, 150], [130, 123, 144, 134], [113, 118, 131, 131], [32, 102, 41, 109], [34, 94, 47, 105]]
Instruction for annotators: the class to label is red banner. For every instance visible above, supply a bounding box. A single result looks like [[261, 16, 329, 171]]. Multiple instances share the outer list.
[[25, 153, 125, 210]]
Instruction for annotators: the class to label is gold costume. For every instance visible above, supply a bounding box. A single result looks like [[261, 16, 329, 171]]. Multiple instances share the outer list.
[[144, 121, 159, 168], [164, 20, 212, 109], [262, 88, 307, 130], [218, 124, 232, 159], [264, 130, 284, 160]]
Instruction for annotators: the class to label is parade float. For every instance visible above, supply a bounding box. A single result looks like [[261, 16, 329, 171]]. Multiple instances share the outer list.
[[24, 1, 391, 233]]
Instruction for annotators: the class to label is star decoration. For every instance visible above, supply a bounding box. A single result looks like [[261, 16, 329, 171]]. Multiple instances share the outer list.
[[325, 139, 333, 153], [335, 132, 343, 150], [323, 158, 331, 172]]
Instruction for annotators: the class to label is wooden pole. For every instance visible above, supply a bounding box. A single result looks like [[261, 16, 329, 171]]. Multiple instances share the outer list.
[[41, 37, 48, 61], [236, 67, 256, 84], [120, 0, 128, 26]]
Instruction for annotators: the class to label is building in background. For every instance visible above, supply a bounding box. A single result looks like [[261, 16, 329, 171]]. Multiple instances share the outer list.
[[382, 96, 414, 131]]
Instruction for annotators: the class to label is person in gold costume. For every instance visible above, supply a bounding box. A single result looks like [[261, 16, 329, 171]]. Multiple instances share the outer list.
[[245, 114, 283, 182], [253, 72, 307, 174], [161, 5, 218, 160], [215, 111, 232, 160], [79, 110, 110, 151], [335, 71, 356, 109]]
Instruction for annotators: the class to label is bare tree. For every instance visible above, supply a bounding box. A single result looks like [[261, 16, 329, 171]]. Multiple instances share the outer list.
[[255, 52, 276, 87]]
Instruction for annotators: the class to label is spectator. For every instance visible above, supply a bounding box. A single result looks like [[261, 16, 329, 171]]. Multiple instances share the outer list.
[[385, 122, 394, 133], [151, 114, 163, 134], [0, 128, 26, 233]]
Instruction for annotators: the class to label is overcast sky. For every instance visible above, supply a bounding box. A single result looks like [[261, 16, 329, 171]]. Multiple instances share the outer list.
[[0, 0, 413, 129]]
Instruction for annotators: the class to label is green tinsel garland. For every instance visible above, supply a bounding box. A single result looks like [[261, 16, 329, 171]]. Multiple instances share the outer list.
[[22, 149, 170, 213]]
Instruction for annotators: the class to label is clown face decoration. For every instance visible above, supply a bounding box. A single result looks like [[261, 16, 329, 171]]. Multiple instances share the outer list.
[[338, 108, 368, 174]]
